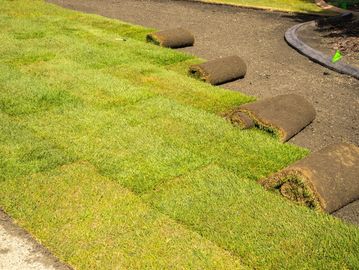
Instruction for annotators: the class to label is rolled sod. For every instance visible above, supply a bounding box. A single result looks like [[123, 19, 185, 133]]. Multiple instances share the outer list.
[[146, 28, 194, 48], [259, 143, 359, 213], [227, 94, 316, 142], [226, 111, 255, 129], [189, 56, 247, 85]]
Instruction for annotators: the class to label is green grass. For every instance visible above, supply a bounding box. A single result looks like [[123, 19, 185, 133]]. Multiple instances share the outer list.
[[199, 0, 325, 13], [0, 162, 244, 269], [0, 0, 359, 269]]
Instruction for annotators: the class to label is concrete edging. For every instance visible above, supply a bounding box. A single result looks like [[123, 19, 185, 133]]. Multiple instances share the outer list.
[[285, 21, 359, 79]]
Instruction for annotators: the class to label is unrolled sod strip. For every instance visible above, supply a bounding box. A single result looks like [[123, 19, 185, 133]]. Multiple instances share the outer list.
[[227, 94, 316, 142], [259, 143, 359, 213], [189, 56, 247, 85], [146, 28, 194, 48]]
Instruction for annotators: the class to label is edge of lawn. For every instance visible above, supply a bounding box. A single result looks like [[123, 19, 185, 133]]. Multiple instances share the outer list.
[[187, 0, 335, 16], [6, 1, 359, 269]]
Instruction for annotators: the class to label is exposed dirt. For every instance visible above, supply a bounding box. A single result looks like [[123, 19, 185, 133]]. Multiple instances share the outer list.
[[0, 209, 72, 270], [41, 0, 359, 226], [313, 14, 359, 66], [333, 200, 359, 226]]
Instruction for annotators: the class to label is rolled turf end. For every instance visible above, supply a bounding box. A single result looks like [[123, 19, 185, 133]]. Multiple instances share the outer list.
[[225, 108, 283, 140], [259, 170, 323, 211], [146, 28, 195, 48], [239, 109, 283, 140], [259, 143, 359, 213], [224, 110, 255, 129], [146, 33, 161, 46], [188, 65, 210, 83], [234, 94, 316, 142], [188, 56, 247, 85]]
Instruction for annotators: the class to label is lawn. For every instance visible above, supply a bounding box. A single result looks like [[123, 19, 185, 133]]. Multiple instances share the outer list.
[[198, 0, 325, 13], [1, 0, 359, 269]]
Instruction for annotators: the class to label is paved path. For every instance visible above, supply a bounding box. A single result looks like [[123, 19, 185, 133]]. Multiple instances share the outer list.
[[0, 210, 71, 270]]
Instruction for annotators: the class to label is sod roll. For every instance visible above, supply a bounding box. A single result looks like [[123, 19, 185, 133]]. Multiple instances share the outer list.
[[259, 143, 359, 213], [146, 28, 194, 48], [229, 94, 316, 142], [189, 56, 247, 85], [226, 111, 255, 129]]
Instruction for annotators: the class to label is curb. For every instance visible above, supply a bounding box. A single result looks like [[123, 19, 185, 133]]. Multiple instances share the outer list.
[[284, 21, 359, 79]]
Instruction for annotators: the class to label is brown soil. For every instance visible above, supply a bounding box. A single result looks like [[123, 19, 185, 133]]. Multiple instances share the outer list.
[[44, 0, 359, 224], [333, 200, 359, 226], [315, 15, 359, 65]]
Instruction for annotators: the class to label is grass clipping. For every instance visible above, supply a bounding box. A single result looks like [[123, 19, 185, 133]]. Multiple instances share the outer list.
[[226, 94, 316, 142], [259, 143, 359, 213], [146, 28, 194, 48]]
